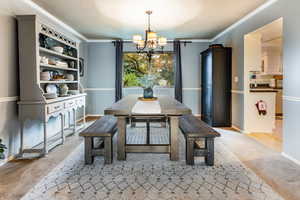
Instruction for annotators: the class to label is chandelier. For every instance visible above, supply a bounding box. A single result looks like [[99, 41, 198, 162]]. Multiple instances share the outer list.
[[132, 10, 167, 52]]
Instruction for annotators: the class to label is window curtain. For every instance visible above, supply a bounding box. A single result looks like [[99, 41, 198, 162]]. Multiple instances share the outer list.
[[174, 40, 183, 103], [115, 40, 123, 102]]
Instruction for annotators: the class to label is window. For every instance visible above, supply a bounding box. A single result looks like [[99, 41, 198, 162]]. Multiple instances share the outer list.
[[123, 52, 174, 88]]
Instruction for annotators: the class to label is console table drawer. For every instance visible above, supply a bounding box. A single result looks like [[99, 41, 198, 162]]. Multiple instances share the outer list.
[[47, 103, 64, 114], [76, 97, 85, 106], [65, 100, 76, 108]]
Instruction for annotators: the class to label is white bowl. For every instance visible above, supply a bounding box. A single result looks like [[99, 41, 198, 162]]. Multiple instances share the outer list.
[[51, 46, 64, 54]]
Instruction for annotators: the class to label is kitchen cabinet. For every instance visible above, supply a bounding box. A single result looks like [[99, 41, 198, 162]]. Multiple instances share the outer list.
[[201, 45, 232, 127], [245, 34, 262, 72]]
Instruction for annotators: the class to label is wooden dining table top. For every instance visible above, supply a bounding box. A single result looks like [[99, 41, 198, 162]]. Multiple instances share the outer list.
[[104, 95, 192, 116]]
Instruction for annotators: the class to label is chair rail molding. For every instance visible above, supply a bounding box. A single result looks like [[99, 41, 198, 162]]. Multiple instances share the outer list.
[[84, 88, 115, 91], [0, 96, 19, 103], [231, 90, 244, 94], [183, 88, 201, 91], [283, 96, 300, 102]]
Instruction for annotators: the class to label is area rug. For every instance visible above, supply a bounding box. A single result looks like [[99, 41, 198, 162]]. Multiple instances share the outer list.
[[21, 124, 283, 200]]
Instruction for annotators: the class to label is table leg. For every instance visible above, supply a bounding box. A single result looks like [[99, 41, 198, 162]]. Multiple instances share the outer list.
[[73, 108, 77, 134], [146, 120, 150, 144], [61, 113, 65, 144], [68, 111, 71, 128], [117, 116, 127, 160], [19, 120, 24, 156], [83, 105, 86, 127], [43, 120, 48, 155], [169, 116, 179, 161]]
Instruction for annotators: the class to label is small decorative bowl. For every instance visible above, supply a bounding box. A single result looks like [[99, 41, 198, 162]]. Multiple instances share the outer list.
[[51, 46, 64, 54]]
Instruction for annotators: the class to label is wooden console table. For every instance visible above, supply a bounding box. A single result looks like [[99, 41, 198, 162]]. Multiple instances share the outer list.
[[18, 94, 86, 156]]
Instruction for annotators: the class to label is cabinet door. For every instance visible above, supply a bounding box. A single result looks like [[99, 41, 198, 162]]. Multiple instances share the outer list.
[[212, 48, 232, 126], [201, 50, 213, 87], [201, 85, 213, 124], [244, 34, 262, 72], [201, 50, 213, 125]]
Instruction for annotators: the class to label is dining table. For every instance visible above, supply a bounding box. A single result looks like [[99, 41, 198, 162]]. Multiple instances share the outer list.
[[104, 95, 192, 161]]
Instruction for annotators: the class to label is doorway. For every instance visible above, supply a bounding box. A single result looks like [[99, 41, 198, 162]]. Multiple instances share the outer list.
[[243, 18, 283, 152]]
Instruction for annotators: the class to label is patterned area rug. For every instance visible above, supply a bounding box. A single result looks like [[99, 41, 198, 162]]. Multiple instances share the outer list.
[[21, 124, 282, 200]]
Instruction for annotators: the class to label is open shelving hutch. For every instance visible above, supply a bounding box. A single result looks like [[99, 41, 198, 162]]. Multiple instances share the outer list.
[[17, 15, 86, 157]]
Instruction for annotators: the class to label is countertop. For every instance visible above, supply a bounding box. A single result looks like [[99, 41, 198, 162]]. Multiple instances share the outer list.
[[250, 88, 282, 93]]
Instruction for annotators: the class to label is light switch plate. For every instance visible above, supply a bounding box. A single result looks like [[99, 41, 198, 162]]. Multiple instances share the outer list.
[[234, 76, 239, 83]]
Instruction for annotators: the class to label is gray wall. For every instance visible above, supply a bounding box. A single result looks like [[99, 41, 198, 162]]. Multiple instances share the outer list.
[[0, 12, 86, 164], [85, 42, 209, 115], [212, 0, 300, 162]]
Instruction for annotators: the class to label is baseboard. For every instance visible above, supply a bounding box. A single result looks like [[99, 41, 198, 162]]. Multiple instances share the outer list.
[[86, 114, 103, 117], [0, 155, 16, 167], [231, 125, 246, 133], [193, 114, 202, 117], [281, 152, 300, 166]]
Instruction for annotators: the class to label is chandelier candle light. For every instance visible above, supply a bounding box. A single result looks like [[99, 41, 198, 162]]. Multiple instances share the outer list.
[[133, 10, 167, 51]]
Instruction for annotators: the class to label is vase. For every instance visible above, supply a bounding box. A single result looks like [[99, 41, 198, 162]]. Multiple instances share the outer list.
[[143, 87, 153, 99], [0, 153, 5, 159], [59, 84, 69, 97]]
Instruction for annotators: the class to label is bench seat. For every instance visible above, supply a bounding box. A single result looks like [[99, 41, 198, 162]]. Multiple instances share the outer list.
[[79, 115, 117, 164], [179, 114, 220, 166]]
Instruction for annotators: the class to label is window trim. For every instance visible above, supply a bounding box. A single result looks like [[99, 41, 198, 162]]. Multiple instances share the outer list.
[[122, 51, 175, 88]]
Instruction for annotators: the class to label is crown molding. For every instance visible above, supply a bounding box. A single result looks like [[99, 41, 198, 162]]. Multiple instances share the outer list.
[[211, 0, 279, 42], [21, 0, 279, 43], [21, 0, 88, 42], [183, 39, 212, 43], [86, 39, 212, 43], [87, 39, 115, 43]]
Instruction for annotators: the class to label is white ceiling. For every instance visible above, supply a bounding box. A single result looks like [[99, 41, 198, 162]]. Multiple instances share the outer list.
[[31, 0, 269, 40], [1, 0, 269, 40]]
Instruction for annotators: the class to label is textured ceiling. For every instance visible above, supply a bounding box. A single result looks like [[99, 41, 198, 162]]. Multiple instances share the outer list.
[[10, 0, 269, 40]]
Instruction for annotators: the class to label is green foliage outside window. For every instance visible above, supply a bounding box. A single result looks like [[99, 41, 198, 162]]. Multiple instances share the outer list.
[[123, 53, 174, 88]]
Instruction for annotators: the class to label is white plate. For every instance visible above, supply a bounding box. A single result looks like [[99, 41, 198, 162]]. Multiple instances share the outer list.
[[44, 93, 57, 99]]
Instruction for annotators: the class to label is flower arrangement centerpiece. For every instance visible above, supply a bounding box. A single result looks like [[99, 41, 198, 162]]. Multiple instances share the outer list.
[[138, 74, 157, 99], [0, 139, 7, 159]]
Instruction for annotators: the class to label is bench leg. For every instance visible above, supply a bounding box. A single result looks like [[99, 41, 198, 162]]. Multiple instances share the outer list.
[[104, 136, 113, 164], [146, 120, 150, 144], [186, 137, 195, 165], [205, 138, 214, 166], [84, 137, 94, 164]]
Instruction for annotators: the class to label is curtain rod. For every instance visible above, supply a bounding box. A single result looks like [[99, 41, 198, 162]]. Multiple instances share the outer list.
[[113, 41, 192, 43]]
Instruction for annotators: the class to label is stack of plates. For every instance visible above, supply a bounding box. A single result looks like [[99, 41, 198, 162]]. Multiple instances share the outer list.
[[44, 93, 57, 99], [68, 90, 79, 95], [40, 72, 50, 81]]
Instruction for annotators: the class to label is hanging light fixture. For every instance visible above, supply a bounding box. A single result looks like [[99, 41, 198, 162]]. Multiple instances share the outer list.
[[132, 10, 167, 52]]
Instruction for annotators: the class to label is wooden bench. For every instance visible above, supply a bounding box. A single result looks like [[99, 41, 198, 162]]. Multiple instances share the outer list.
[[79, 115, 117, 164], [179, 115, 221, 166]]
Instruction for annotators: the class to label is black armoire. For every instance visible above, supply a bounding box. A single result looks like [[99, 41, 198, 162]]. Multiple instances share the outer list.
[[201, 44, 232, 127]]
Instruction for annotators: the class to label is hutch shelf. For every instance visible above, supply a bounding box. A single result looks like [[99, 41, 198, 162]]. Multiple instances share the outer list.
[[17, 15, 86, 157]]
